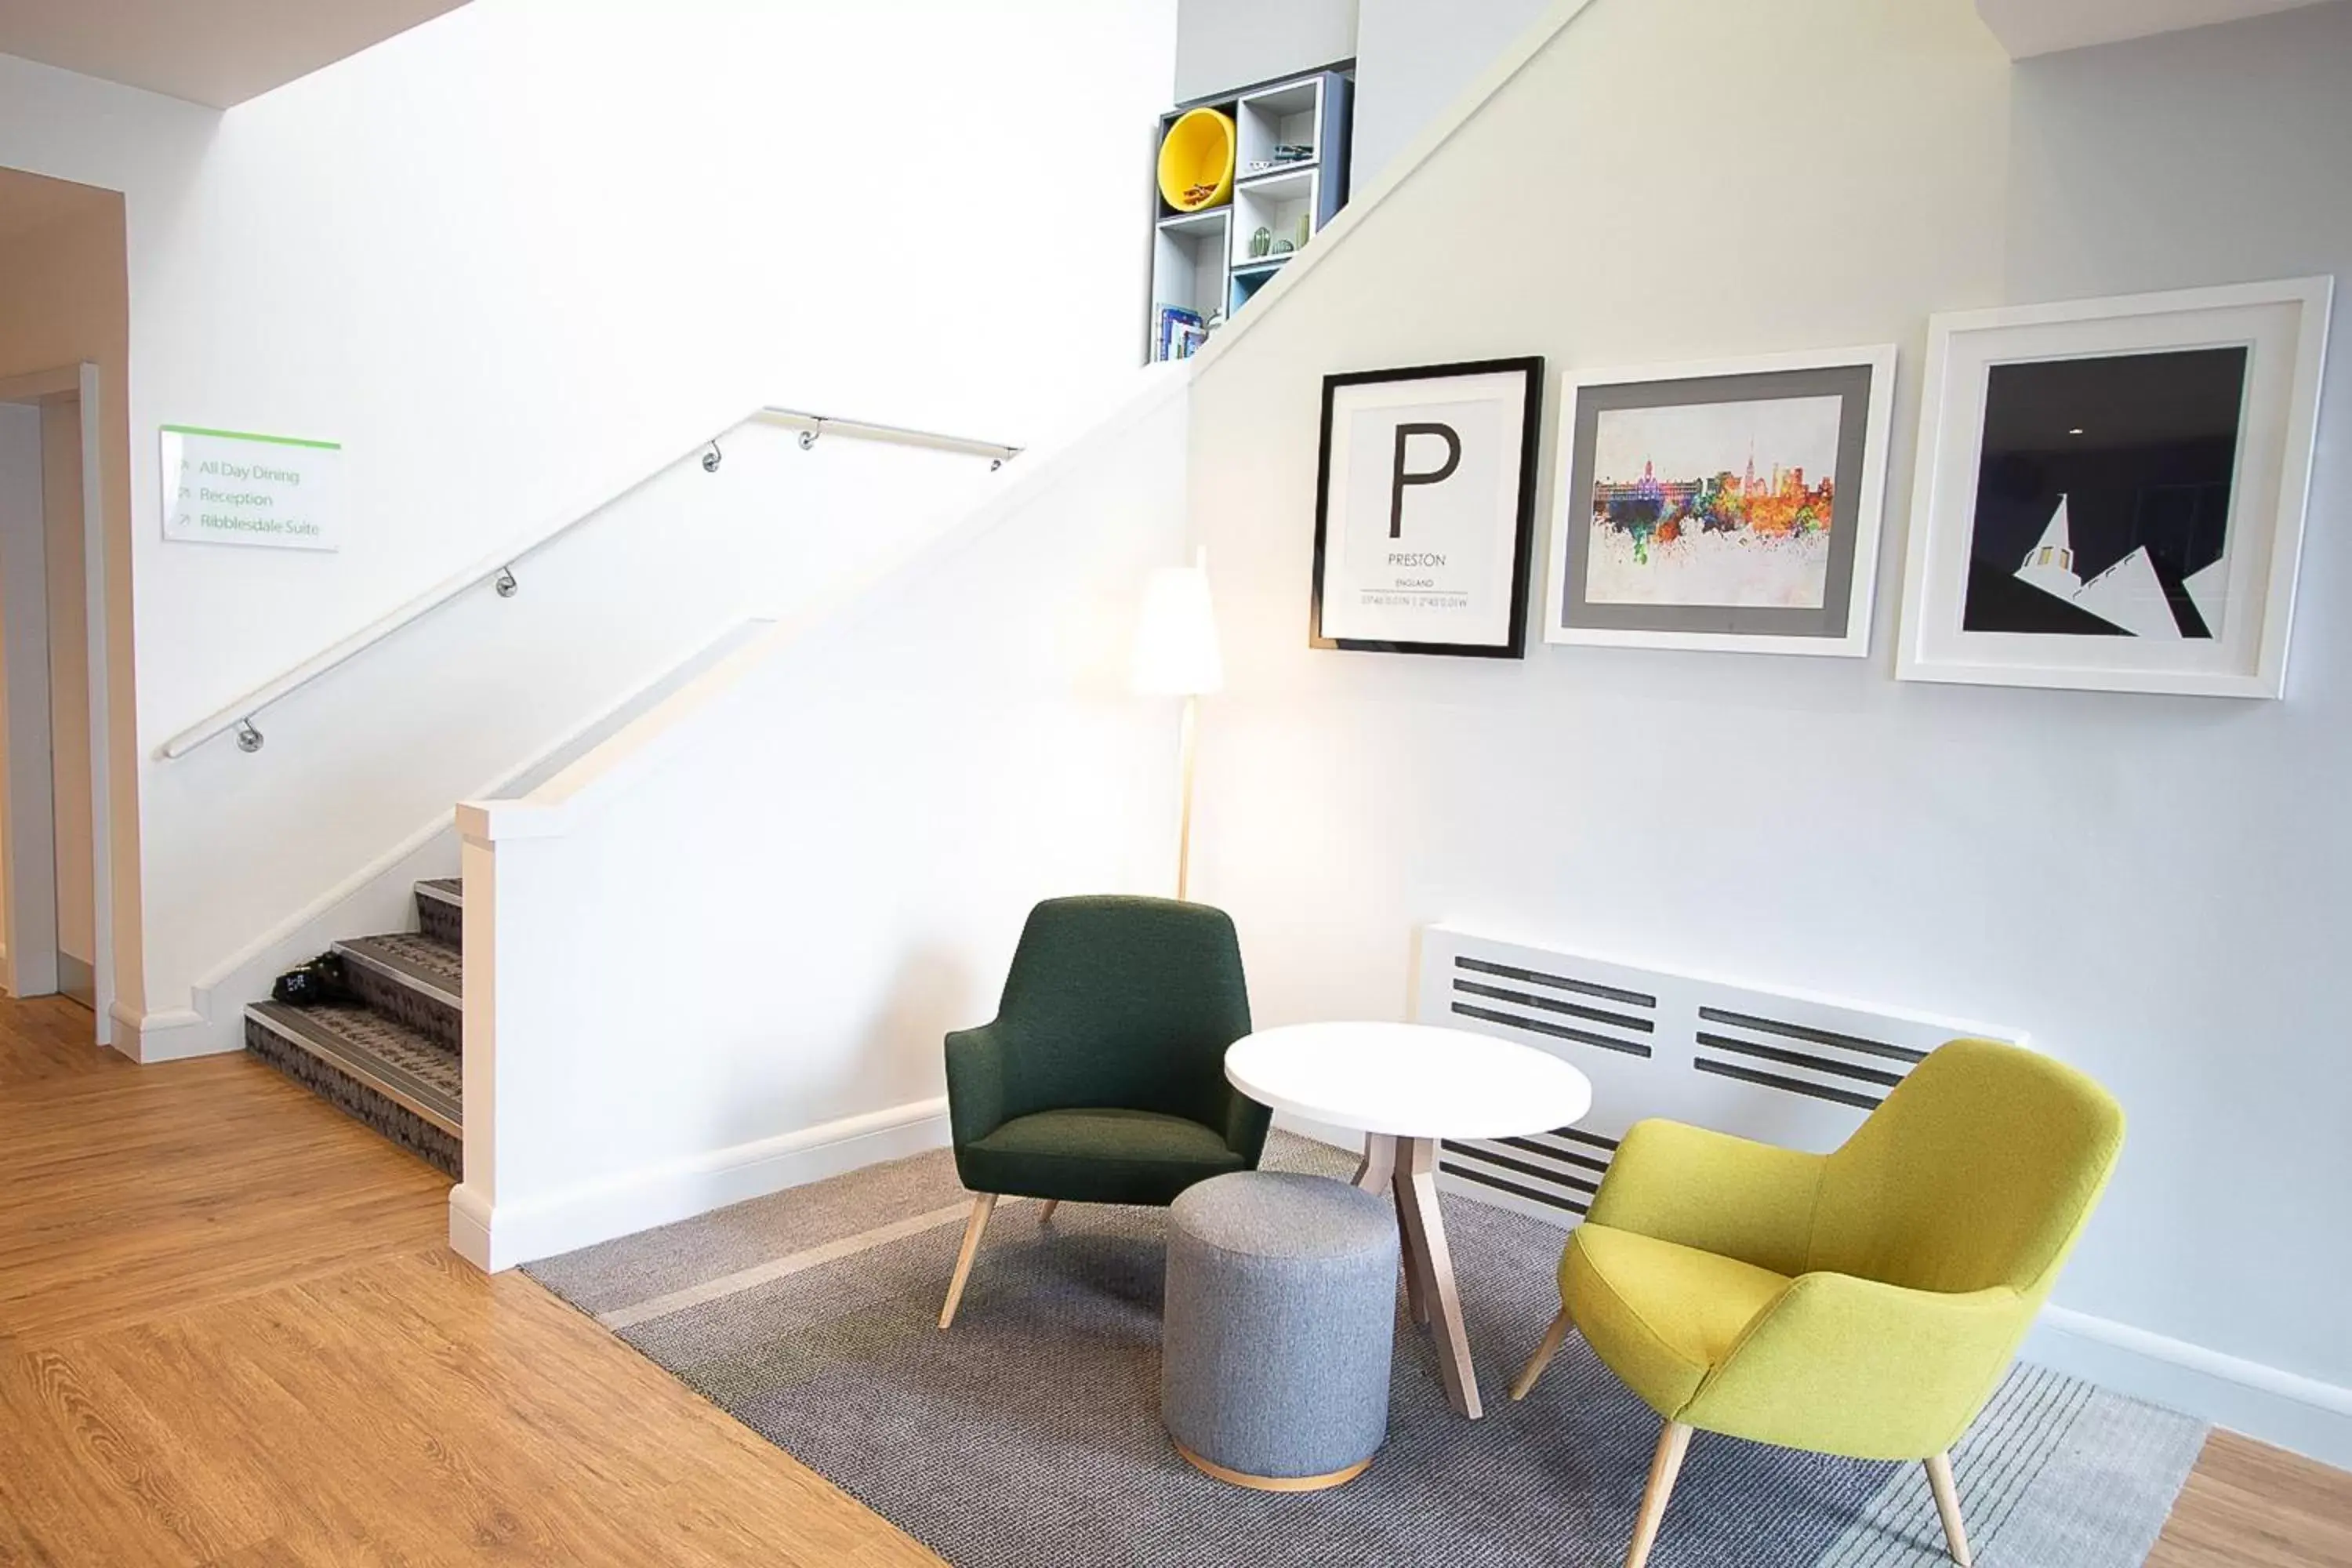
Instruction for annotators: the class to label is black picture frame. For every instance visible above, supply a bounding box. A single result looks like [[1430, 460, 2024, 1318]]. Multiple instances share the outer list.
[[1309, 356, 1545, 659]]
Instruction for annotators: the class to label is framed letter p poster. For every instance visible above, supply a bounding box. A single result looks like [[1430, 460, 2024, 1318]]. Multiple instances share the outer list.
[[1311, 357, 1544, 657]]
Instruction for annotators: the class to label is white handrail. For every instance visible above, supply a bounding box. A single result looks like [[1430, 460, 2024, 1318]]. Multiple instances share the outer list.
[[155, 406, 1022, 760]]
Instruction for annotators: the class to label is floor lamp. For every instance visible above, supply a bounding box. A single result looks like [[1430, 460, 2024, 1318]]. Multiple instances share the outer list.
[[1133, 549, 1223, 901]]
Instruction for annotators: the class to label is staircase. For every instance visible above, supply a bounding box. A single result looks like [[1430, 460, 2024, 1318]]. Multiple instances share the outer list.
[[243, 877, 465, 1177]]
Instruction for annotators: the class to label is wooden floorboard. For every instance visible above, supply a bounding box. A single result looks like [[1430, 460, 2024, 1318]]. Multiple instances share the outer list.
[[0, 992, 2342, 1565], [0, 994, 940, 1566]]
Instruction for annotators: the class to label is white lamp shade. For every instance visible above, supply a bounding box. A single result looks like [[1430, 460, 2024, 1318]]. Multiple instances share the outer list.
[[1132, 560, 1224, 695]]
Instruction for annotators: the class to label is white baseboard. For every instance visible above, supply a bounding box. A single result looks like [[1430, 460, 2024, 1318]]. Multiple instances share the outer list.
[[104, 1001, 220, 1062], [448, 1096, 952, 1273], [2027, 1305, 2352, 1469]]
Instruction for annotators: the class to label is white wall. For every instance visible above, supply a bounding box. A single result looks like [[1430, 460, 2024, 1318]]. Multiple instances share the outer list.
[[451, 372, 1191, 1269], [1174, 0, 1356, 100], [0, 0, 1178, 1046], [1350, 0, 1552, 188], [1183, 0, 2352, 1463]]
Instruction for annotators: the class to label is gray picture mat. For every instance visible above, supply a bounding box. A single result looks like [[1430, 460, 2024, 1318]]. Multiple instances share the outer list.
[[1559, 364, 1875, 639]]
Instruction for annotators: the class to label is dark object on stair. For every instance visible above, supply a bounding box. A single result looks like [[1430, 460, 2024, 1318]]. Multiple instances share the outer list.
[[272, 950, 358, 1007], [246, 878, 465, 1178]]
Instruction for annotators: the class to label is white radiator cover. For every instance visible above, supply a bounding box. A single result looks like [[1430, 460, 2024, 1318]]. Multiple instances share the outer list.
[[1414, 924, 2025, 1229]]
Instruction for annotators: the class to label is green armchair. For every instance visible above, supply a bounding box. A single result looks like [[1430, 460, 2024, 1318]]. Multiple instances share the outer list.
[[1512, 1038, 2124, 1568], [937, 895, 1269, 1329]]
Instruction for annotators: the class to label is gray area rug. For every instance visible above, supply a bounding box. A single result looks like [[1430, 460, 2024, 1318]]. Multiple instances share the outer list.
[[526, 1134, 2205, 1567]]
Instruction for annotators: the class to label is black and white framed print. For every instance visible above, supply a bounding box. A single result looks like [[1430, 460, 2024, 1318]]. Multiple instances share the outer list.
[[1310, 357, 1544, 658], [1544, 347, 1896, 656], [1898, 278, 2333, 698]]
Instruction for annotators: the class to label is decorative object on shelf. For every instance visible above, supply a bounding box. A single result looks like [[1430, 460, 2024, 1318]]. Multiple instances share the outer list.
[[1248, 226, 1272, 259], [1311, 358, 1545, 659], [1897, 277, 2332, 698], [1544, 347, 1897, 657], [1134, 550, 1223, 897], [1270, 239, 1293, 256], [1155, 304, 1206, 364], [1241, 146, 1315, 176], [1294, 215, 1312, 249], [1157, 107, 1237, 213]]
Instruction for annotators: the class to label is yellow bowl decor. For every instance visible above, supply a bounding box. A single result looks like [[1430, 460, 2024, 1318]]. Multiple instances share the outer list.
[[1158, 107, 1236, 212]]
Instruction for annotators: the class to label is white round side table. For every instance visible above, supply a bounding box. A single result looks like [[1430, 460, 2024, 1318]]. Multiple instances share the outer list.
[[1225, 1021, 1594, 1419]]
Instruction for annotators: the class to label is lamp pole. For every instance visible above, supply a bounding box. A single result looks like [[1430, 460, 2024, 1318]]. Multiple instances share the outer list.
[[1134, 546, 1221, 904], [1176, 691, 1200, 901]]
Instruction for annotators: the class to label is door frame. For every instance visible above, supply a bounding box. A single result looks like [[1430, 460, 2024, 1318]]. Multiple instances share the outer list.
[[0, 363, 116, 1045]]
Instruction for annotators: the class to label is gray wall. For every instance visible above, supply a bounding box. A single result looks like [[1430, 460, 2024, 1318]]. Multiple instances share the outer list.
[[1352, 0, 1553, 187], [1174, 0, 1357, 101], [1185, 0, 2352, 1463]]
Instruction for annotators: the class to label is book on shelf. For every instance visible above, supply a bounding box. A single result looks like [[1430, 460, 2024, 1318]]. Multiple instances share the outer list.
[[1155, 304, 1206, 363]]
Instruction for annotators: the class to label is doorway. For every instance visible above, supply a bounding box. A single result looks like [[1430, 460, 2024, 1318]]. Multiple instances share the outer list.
[[0, 365, 113, 1041]]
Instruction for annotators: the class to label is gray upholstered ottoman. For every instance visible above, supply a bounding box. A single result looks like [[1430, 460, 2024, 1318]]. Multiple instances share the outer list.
[[1161, 1171, 1399, 1491]]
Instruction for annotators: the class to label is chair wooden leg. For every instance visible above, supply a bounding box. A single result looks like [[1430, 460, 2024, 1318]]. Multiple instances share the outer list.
[[1925, 1451, 1973, 1566], [1511, 1308, 1573, 1401], [1036, 1199, 1059, 1224], [938, 1194, 996, 1330], [1624, 1421, 1692, 1568]]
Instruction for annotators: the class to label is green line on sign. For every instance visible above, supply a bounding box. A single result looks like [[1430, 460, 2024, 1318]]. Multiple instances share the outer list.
[[160, 424, 341, 451]]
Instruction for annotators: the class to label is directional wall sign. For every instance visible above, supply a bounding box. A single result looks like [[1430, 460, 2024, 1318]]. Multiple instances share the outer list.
[[159, 424, 342, 551]]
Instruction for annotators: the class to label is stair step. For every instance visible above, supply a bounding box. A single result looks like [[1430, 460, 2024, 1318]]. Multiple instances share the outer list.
[[245, 1001, 461, 1177], [336, 933, 461, 1051], [414, 877, 463, 949]]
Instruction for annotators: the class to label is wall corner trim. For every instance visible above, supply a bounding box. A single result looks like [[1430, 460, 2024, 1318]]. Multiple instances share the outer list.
[[1185, 0, 1601, 379], [104, 1000, 221, 1062]]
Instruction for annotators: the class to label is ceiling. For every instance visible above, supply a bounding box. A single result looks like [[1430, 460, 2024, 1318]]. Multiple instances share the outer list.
[[0, 0, 471, 108], [0, 165, 117, 242], [1976, 0, 2336, 56]]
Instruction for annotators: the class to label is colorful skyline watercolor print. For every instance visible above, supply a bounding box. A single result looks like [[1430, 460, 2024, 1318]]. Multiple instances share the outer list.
[[1586, 394, 1842, 608]]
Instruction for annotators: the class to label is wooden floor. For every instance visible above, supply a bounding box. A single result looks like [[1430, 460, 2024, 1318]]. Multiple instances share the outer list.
[[0, 995, 941, 1566], [1, 993, 2344, 1566]]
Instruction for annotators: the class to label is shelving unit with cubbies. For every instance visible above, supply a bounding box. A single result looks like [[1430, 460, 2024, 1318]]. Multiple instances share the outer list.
[[1145, 64, 1352, 363]]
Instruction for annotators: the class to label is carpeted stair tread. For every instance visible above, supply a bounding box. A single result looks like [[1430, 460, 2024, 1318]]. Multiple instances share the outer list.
[[337, 931, 462, 999], [246, 1000, 461, 1136], [335, 931, 461, 1050]]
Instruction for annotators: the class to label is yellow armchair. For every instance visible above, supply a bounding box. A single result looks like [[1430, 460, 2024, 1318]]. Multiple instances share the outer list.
[[1512, 1039, 2124, 1568]]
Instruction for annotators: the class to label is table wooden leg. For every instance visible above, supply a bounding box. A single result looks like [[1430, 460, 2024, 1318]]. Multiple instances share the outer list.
[[1356, 1134, 1430, 1322], [1392, 1167, 1432, 1326], [1395, 1136, 1483, 1418]]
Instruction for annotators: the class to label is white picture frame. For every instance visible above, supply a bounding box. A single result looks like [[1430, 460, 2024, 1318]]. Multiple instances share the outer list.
[[1543, 346, 1897, 658], [1896, 277, 2332, 699]]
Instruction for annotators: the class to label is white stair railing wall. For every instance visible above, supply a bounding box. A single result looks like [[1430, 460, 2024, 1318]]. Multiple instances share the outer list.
[[449, 368, 1192, 1271], [140, 405, 1021, 1059]]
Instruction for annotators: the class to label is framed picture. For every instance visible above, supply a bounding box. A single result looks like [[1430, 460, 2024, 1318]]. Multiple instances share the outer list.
[[1897, 277, 2333, 699], [1311, 357, 1544, 658], [1544, 347, 1896, 656]]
